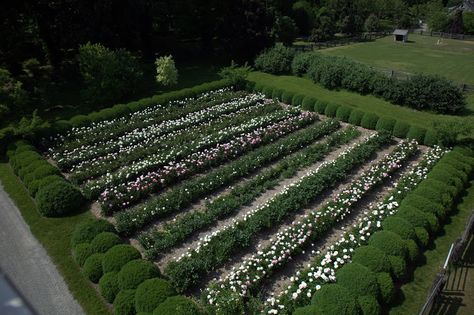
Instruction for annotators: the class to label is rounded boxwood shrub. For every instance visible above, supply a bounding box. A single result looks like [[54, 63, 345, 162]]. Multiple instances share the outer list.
[[336, 106, 353, 122], [406, 239, 420, 262], [368, 231, 407, 258], [348, 110, 365, 126], [393, 121, 410, 138], [418, 179, 457, 198], [281, 91, 295, 104], [36, 181, 85, 217], [357, 295, 380, 315], [70, 115, 92, 127], [262, 86, 273, 98], [315, 100, 328, 114], [99, 272, 120, 303], [423, 130, 439, 146], [135, 278, 176, 313], [293, 305, 317, 315], [114, 289, 136, 315], [441, 156, 472, 174], [432, 164, 468, 183], [377, 272, 395, 304], [271, 88, 283, 100], [361, 113, 380, 130], [83, 253, 104, 283], [413, 186, 451, 208], [352, 246, 391, 273], [310, 284, 359, 315], [102, 245, 141, 273], [118, 259, 161, 290], [336, 263, 379, 299], [32, 164, 61, 180], [73, 243, 94, 267], [382, 217, 416, 240], [301, 97, 317, 111], [324, 103, 340, 117], [375, 117, 396, 134], [28, 175, 64, 196], [388, 255, 407, 279], [90, 232, 122, 254], [52, 120, 73, 134], [396, 206, 433, 233], [19, 160, 47, 179], [291, 94, 305, 106], [401, 194, 446, 219], [152, 295, 200, 315], [415, 227, 430, 248], [406, 126, 427, 143], [71, 219, 116, 246]]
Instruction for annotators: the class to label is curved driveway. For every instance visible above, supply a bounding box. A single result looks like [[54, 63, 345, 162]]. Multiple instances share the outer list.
[[0, 183, 84, 315]]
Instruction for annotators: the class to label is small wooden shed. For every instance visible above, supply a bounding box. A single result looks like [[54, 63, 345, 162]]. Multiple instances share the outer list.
[[393, 29, 409, 42]]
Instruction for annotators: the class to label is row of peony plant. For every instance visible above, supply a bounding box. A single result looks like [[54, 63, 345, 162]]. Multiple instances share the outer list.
[[50, 92, 264, 170], [47, 87, 239, 151], [81, 105, 302, 197], [90, 111, 317, 212], [263, 145, 447, 314], [115, 120, 342, 235], [140, 127, 362, 257], [204, 139, 419, 308], [164, 132, 391, 293], [69, 102, 281, 183]]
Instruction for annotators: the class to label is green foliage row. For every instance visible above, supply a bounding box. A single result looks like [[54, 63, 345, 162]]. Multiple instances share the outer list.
[[6, 140, 85, 217], [297, 147, 474, 314], [251, 83, 441, 146]]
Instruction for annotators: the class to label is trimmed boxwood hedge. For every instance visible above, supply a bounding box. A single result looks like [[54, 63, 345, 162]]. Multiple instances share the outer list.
[[423, 130, 439, 146], [382, 217, 416, 241], [71, 219, 116, 246], [335, 106, 353, 122], [324, 103, 340, 117], [361, 113, 380, 130], [301, 97, 317, 111], [90, 232, 122, 254], [310, 284, 359, 315], [281, 91, 295, 104], [406, 126, 427, 143], [352, 245, 391, 273], [99, 272, 120, 303], [83, 253, 104, 283], [388, 255, 407, 279], [348, 110, 365, 126], [73, 243, 94, 267], [272, 88, 283, 100], [262, 86, 273, 98], [376, 272, 395, 304], [375, 117, 396, 134], [114, 289, 136, 315], [315, 100, 328, 114], [152, 295, 200, 315], [117, 259, 161, 290], [393, 121, 410, 138], [135, 278, 176, 313], [406, 239, 420, 262], [396, 206, 436, 233], [28, 175, 64, 197], [35, 181, 85, 217], [335, 263, 379, 299], [357, 295, 380, 315], [414, 227, 430, 248], [102, 245, 141, 273], [291, 94, 305, 106], [368, 231, 407, 258]]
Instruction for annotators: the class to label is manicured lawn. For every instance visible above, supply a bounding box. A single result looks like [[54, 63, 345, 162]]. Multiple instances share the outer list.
[[248, 72, 474, 132], [390, 180, 474, 315], [0, 162, 111, 315], [320, 34, 474, 85]]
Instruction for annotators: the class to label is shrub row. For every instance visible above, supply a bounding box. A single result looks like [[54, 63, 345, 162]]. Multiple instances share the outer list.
[[251, 83, 441, 146], [6, 140, 85, 217], [296, 148, 474, 314], [291, 52, 465, 114], [71, 219, 201, 314]]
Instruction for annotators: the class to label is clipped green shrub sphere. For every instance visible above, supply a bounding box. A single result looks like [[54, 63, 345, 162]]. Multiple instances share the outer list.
[[83, 253, 104, 283], [393, 121, 410, 138], [382, 217, 416, 240], [357, 295, 380, 315], [336, 263, 379, 299], [406, 239, 420, 262], [114, 289, 136, 315], [377, 272, 395, 304], [91, 232, 122, 254], [293, 305, 317, 315], [291, 94, 305, 106], [413, 186, 451, 208], [406, 126, 427, 143], [375, 117, 396, 134], [348, 110, 365, 126], [135, 278, 176, 313], [152, 295, 200, 315], [336, 106, 353, 122], [73, 243, 94, 267], [414, 227, 430, 248], [102, 245, 141, 273], [361, 113, 379, 130], [32, 164, 61, 180], [315, 100, 328, 114], [70, 115, 92, 127], [324, 103, 340, 117], [281, 91, 294, 104], [310, 284, 359, 315], [301, 97, 317, 111], [99, 272, 120, 303], [368, 231, 407, 258], [352, 245, 391, 273], [272, 88, 283, 100], [423, 129, 439, 146], [28, 175, 64, 197], [388, 255, 407, 279], [401, 194, 446, 220], [396, 206, 432, 233], [262, 86, 273, 98], [71, 219, 116, 246], [118, 259, 161, 290], [35, 181, 85, 217]]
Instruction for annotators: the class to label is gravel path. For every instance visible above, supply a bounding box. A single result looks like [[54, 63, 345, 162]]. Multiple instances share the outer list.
[[0, 184, 85, 315]]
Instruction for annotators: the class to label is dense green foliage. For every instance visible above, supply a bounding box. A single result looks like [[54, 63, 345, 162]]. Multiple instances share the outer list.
[[336, 263, 379, 299], [114, 289, 136, 315], [152, 295, 200, 315], [254, 45, 295, 74], [309, 284, 359, 315], [117, 259, 160, 290], [135, 278, 176, 313], [102, 245, 141, 273], [99, 272, 120, 303], [35, 181, 85, 217], [71, 219, 116, 246], [83, 253, 104, 283]]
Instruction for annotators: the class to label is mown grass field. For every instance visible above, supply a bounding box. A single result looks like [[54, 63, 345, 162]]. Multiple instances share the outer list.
[[319, 34, 474, 85]]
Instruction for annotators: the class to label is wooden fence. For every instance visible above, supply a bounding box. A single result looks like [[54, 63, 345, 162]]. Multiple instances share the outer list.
[[292, 32, 389, 52], [418, 210, 474, 315], [411, 29, 474, 41]]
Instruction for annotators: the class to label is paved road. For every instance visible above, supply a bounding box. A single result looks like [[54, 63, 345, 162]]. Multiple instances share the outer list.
[[0, 183, 84, 315]]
